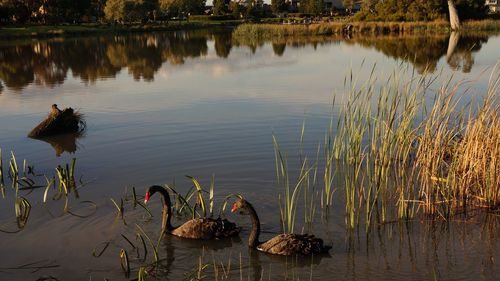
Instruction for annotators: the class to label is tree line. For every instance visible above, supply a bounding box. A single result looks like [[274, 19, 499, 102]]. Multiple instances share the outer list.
[[0, 0, 207, 24], [0, 0, 279, 24], [0, 0, 490, 24], [352, 0, 488, 21]]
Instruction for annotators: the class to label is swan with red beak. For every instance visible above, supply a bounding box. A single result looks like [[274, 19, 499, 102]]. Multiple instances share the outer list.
[[144, 185, 240, 239], [231, 198, 331, 256]]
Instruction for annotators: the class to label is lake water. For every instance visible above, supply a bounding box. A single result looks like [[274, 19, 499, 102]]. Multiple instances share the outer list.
[[0, 28, 499, 280]]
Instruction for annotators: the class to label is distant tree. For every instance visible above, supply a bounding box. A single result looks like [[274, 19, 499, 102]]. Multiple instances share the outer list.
[[90, 0, 106, 22], [355, 0, 442, 21], [42, 0, 92, 23], [245, 0, 263, 19], [361, 0, 378, 11], [213, 0, 229, 15], [342, 0, 354, 10], [103, 0, 159, 22], [271, 0, 287, 14], [228, 0, 242, 18], [0, 0, 12, 22], [136, 0, 159, 21], [158, 0, 168, 11], [0, 0, 38, 23], [143, 0, 159, 11], [104, 0, 127, 21], [406, 0, 444, 21], [160, 0, 204, 15], [454, 0, 488, 20], [300, 0, 322, 14], [354, 0, 487, 23]]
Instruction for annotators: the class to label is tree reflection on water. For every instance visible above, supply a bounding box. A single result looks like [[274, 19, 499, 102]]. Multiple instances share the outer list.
[[0, 30, 493, 91]]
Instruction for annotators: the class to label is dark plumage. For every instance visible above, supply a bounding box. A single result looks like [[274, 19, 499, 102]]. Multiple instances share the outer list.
[[231, 198, 331, 256], [144, 185, 240, 239]]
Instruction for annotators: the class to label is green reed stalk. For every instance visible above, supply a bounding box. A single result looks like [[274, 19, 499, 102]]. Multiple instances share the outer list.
[[209, 174, 215, 218], [92, 241, 110, 258], [164, 184, 195, 217], [110, 198, 125, 222], [135, 224, 160, 263], [332, 64, 376, 228], [393, 70, 425, 220], [303, 143, 320, 227], [322, 118, 335, 208], [137, 267, 147, 281], [0, 148, 4, 197], [9, 151, 19, 191], [415, 81, 462, 217], [56, 166, 68, 195], [298, 121, 320, 228], [186, 175, 207, 218], [119, 249, 130, 278], [15, 197, 31, 229], [273, 133, 312, 234]]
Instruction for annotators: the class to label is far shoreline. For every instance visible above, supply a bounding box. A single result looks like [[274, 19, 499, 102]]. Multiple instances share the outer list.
[[0, 20, 241, 39], [1, 18, 499, 39]]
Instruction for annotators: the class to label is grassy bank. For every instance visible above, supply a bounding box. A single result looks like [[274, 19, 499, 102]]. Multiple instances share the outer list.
[[0, 20, 241, 39], [233, 19, 500, 39]]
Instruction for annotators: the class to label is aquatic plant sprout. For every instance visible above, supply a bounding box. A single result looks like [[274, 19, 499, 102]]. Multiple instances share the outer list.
[[0, 151, 91, 233]]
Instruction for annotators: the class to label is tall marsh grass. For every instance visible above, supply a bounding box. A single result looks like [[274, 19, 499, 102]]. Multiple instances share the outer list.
[[274, 63, 499, 231], [416, 75, 500, 216], [232, 20, 500, 40], [273, 132, 317, 233], [331, 63, 500, 227]]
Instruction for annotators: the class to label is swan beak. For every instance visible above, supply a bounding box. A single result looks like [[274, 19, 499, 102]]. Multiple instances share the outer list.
[[144, 192, 150, 204], [231, 204, 238, 213]]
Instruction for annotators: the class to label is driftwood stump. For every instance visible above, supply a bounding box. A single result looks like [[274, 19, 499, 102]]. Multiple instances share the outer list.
[[28, 104, 85, 138]]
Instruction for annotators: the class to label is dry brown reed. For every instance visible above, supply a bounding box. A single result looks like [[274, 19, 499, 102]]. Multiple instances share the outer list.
[[416, 74, 499, 216], [330, 63, 499, 228], [232, 20, 500, 40]]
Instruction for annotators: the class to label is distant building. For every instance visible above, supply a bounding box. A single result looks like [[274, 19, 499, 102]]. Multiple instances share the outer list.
[[485, 0, 500, 12]]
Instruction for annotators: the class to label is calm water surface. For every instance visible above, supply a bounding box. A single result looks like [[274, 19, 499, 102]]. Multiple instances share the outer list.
[[0, 29, 499, 280]]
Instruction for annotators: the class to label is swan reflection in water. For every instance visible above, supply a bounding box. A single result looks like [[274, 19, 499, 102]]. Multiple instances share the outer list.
[[31, 132, 83, 157]]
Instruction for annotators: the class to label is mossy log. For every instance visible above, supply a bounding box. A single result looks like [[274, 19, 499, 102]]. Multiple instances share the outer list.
[[28, 105, 85, 138]]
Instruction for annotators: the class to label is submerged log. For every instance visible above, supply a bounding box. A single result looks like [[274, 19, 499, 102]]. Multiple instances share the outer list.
[[28, 104, 85, 138]]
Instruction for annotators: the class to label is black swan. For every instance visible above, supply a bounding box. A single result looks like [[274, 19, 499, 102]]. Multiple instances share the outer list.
[[231, 198, 331, 255], [144, 185, 240, 239]]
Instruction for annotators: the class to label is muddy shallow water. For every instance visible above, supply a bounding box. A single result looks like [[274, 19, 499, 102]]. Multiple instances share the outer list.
[[0, 29, 499, 280]]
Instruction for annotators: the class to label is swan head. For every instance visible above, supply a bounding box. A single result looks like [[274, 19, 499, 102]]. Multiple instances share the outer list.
[[231, 198, 250, 215], [144, 185, 165, 204]]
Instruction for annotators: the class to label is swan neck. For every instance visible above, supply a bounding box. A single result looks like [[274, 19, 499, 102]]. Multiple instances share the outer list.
[[246, 202, 260, 248], [158, 188, 174, 232]]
